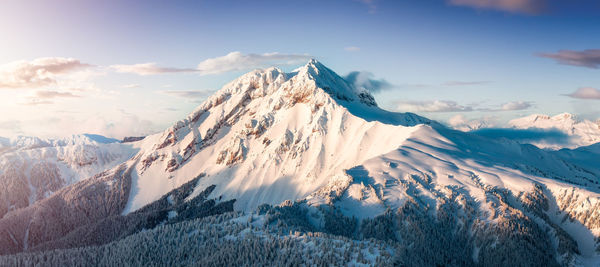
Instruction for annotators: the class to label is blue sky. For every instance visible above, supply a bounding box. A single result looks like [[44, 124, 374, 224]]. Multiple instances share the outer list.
[[0, 0, 599, 138]]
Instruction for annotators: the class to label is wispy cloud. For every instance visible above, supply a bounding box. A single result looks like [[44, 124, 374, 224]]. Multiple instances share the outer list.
[[18, 90, 81, 106], [500, 101, 532, 111], [396, 100, 473, 112], [19, 99, 54, 106], [121, 84, 141, 89], [344, 46, 361, 52], [396, 99, 532, 113], [539, 49, 600, 69], [443, 80, 491, 86], [0, 57, 93, 89], [32, 90, 81, 99], [196, 52, 311, 75], [345, 71, 392, 93], [565, 87, 600, 100], [161, 90, 214, 99], [110, 63, 197, 75], [447, 0, 546, 15]]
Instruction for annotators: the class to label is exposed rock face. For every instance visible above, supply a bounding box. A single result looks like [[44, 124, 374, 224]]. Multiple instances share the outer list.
[[121, 136, 145, 143]]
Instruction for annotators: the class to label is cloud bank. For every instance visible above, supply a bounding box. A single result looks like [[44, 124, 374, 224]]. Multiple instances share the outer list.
[[539, 49, 600, 69], [0, 57, 92, 89]]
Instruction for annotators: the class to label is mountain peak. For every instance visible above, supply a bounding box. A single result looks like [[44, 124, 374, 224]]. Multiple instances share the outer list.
[[291, 59, 377, 107]]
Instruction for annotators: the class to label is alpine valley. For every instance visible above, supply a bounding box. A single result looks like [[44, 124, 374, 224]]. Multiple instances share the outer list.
[[1, 60, 600, 266]]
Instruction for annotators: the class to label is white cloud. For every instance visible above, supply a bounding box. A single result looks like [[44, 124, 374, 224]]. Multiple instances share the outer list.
[[0, 57, 92, 89], [396, 100, 473, 112], [565, 87, 600, 100], [110, 63, 197, 75], [196, 52, 311, 75]]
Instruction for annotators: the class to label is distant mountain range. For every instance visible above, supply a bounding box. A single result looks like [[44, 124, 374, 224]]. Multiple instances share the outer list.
[[509, 113, 600, 149]]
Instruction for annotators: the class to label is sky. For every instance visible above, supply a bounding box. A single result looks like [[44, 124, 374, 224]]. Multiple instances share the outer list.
[[0, 0, 599, 139]]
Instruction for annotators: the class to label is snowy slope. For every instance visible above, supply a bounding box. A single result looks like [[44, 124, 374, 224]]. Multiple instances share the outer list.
[[314, 125, 600, 263], [0, 134, 139, 217], [509, 113, 600, 149]]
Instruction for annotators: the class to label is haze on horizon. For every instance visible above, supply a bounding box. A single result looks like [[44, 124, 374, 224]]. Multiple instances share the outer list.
[[1, 0, 599, 139]]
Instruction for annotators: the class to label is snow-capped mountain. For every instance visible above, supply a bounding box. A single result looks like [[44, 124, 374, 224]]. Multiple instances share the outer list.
[[509, 113, 600, 149], [0, 134, 139, 218], [0, 60, 599, 266], [123, 59, 435, 213]]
